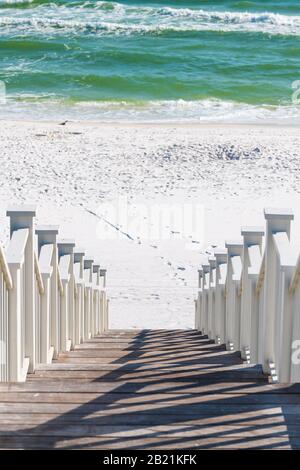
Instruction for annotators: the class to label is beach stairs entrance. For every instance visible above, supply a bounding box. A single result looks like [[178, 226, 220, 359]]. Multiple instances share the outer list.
[[1, 205, 300, 449], [1, 328, 300, 450]]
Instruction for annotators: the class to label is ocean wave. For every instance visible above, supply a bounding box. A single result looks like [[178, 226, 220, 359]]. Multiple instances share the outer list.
[[1, 13, 300, 37], [0, 0, 34, 5], [1, 97, 300, 124], [158, 7, 300, 26], [0, 2, 300, 36]]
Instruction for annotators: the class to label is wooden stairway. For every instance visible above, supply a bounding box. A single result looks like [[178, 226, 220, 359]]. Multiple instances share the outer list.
[[0, 329, 300, 449]]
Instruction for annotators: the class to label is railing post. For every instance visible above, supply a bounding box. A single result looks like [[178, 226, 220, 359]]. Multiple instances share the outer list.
[[196, 268, 203, 331], [214, 249, 227, 345], [100, 268, 108, 332], [58, 240, 75, 351], [93, 263, 101, 335], [7, 206, 36, 374], [36, 226, 59, 362], [225, 241, 243, 351], [208, 256, 216, 340], [262, 209, 294, 375], [84, 258, 94, 339], [74, 248, 85, 345], [200, 263, 210, 336], [7, 262, 23, 381], [240, 227, 264, 362]]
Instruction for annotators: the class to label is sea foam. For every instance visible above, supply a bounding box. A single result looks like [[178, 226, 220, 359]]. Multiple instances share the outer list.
[[0, 3, 300, 37]]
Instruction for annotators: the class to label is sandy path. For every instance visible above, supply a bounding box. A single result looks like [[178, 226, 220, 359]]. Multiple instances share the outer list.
[[0, 121, 299, 328]]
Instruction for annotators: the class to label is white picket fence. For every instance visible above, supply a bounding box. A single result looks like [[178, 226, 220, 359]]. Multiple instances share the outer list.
[[0, 206, 108, 382], [195, 208, 300, 383]]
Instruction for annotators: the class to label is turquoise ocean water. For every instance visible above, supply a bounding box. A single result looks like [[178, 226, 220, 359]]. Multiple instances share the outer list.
[[0, 0, 299, 122]]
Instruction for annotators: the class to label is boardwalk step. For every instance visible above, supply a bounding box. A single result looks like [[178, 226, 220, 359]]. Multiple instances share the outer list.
[[0, 329, 297, 449]]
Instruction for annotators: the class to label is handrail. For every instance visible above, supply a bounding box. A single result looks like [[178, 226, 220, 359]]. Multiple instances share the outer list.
[[0, 245, 12, 290], [57, 266, 63, 295], [6, 228, 29, 267], [195, 207, 300, 383], [0, 206, 109, 383], [256, 252, 265, 293], [34, 251, 44, 295], [273, 232, 298, 268]]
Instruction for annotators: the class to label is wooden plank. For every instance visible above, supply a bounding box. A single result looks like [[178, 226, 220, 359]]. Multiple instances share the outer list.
[[53, 356, 262, 369], [2, 391, 300, 405], [75, 344, 222, 352], [0, 412, 293, 426], [0, 379, 273, 394], [0, 382, 298, 402], [36, 359, 246, 372], [59, 347, 227, 357], [7, 391, 300, 404], [1, 401, 300, 416], [0, 436, 294, 450], [0, 423, 298, 439], [31, 366, 264, 382]]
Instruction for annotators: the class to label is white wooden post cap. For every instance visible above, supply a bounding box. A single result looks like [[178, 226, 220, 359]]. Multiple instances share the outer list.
[[36, 225, 59, 244], [6, 205, 36, 217], [84, 257, 94, 269], [201, 262, 210, 274], [241, 226, 264, 245], [74, 248, 85, 263], [36, 226, 59, 255], [214, 248, 227, 264], [198, 268, 203, 287], [264, 208, 294, 234], [74, 248, 85, 255], [36, 225, 59, 234], [7, 205, 37, 233], [93, 263, 100, 273], [241, 226, 264, 236], [225, 240, 243, 256], [264, 208, 294, 220], [57, 239, 76, 256]]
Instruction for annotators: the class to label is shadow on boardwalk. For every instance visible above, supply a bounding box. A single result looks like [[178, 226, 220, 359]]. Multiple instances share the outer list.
[[0, 329, 300, 449]]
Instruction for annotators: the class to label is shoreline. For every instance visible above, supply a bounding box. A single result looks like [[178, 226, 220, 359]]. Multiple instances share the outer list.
[[1, 119, 300, 129]]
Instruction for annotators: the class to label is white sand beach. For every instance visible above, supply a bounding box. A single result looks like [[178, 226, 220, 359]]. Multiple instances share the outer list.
[[0, 121, 300, 329]]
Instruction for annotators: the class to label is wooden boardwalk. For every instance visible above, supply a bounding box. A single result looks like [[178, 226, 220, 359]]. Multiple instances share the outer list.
[[0, 329, 300, 449]]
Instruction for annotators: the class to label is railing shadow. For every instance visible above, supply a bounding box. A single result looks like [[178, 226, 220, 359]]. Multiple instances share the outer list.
[[0, 330, 299, 449]]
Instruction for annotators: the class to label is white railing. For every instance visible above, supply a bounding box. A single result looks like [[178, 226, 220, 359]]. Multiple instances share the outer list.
[[195, 208, 300, 383], [0, 206, 109, 382]]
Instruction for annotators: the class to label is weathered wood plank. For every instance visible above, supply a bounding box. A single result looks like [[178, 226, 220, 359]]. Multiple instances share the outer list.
[[2, 391, 300, 404], [0, 423, 298, 438], [0, 379, 273, 394], [0, 402, 299, 415], [0, 436, 294, 450], [31, 366, 264, 382], [0, 412, 293, 426], [59, 348, 228, 358]]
